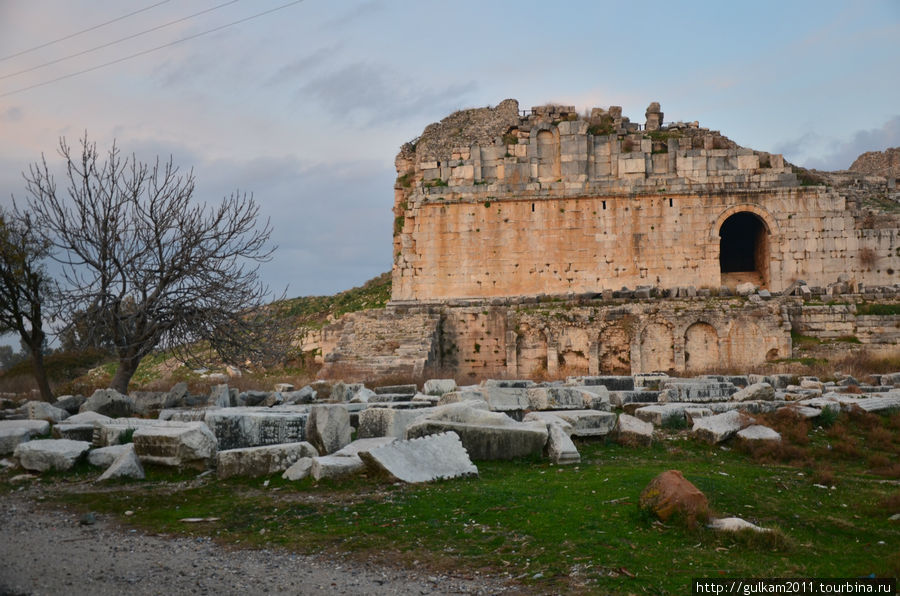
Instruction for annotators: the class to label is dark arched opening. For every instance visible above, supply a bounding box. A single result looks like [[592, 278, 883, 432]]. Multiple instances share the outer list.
[[719, 212, 768, 287]]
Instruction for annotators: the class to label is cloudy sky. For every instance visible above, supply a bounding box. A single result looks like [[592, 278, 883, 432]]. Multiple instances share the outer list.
[[1, 0, 899, 303]]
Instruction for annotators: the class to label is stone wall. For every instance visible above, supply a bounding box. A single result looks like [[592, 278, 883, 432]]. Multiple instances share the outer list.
[[318, 296, 900, 381], [319, 297, 793, 380], [392, 100, 900, 302]]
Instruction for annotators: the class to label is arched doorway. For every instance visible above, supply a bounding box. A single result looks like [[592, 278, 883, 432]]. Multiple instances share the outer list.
[[719, 211, 769, 288]]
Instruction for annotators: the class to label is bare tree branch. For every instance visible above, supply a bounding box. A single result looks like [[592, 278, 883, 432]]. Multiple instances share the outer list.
[[22, 135, 280, 393]]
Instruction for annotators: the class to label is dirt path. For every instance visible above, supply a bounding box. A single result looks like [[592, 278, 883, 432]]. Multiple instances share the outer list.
[[0, 489, 516, 596]]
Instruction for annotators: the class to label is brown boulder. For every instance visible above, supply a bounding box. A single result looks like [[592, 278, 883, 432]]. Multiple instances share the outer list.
[[639, 469, 709, 527]]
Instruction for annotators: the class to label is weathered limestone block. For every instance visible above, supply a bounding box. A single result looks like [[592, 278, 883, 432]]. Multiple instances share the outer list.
[[568, 376, 635, 391], [526, 387, 589, 410], [0, 420, 50, 455], [634, 404, 688, 426], [609, 390, 659, 407], [309, 454, 365, 481], [357, 406, 437, 439], [437, 390, 487, 405], [23, 401, 69, 423], [423, 379, 458, 396], [614, 414, 653, 446], [527, 410, 617, 437], [88, 444, 132, 468], [132, 422, 217, 469], [211, 384, 238, 408], [736, 425, 781, 442], [52, 411, 112, 442], [692, 410, 752, 443], [481, 386, 530, 412], [53, 395, 86, 415], [639, 470, 709, 526], [204, 407, 308, 450], [306, 405, 352, 455], [97, 444, 145, 481], [79, 389, 135, 418], [15, 439, 91, 472], [358, 432, 478, 482], [93, 418, 186, 447], [732, 383, 775, 402], [405, 402, 548, 460], [662, 380, 737, 403], [281, 457, 313, 481], [546, 422, 580, 465], [708, 517, 771, 533], [216, 441, 318, 479]]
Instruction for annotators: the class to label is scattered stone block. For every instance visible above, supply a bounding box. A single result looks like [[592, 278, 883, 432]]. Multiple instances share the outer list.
[[614, 414, 653, 446], [216, 441, 318, 479], [79, 389, 135, 418], [736, 425, 781, 442], [53, 411, 113, 442], [309, 454, 365, 480], [405, 402, 548, 460], [306, 404, 352, 455], [281, 457, 313, 481], [546, 422, 580, 465], [662, 380, 737, 403], [132, 422, 217, 469], [481, 386, 530, 412], [526, 387, 589, 410], [211, 384, 237, 408], [358, 406, 437, 439], [164, 382, 190, 408], [374, 384, 417, 395], [93, 418, 185, 447], [692, 410, 752, 443], [23, 400, 69, 423], [635, 404, 687, 426], [567, 375, 634, 391], [273, 383, 295, 393], [15, 439, 91, 472], [204, 407, 308, 450], [542, 409, 617, 437], [708, 517, 771, 533], [53, 395, 86, 415], [88, 444, 132, 468], [423, 379, 457, 396], [0, 420, 50, 455], [359, 432, 478, 482], [731, 382, 775, 402], [282, 386, 316, 404], [97, 444, 145, 481], [639, 470, 709, 526]]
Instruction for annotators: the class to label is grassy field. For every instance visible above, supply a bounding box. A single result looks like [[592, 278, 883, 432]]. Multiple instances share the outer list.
[[8, 408, 898, 595]]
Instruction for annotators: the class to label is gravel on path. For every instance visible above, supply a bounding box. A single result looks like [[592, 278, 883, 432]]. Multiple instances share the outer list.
[[0, 489, 516, 596]]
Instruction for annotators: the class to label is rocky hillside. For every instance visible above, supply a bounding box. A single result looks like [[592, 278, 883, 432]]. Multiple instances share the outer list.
[[849, 147, 900, 178]]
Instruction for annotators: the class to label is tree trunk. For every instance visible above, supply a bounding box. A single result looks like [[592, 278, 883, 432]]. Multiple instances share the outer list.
[[109, 356, 141, 395], [29, 349, 53, 402]]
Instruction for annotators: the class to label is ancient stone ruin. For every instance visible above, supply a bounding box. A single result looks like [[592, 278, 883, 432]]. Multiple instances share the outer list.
[[318, 100, 900, 380]]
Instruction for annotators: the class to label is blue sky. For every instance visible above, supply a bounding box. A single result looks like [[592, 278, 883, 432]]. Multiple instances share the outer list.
[[1, 0, 898, 306]]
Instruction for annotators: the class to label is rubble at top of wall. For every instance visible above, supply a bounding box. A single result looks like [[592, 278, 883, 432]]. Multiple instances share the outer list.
[[396, 99, 799, 200]]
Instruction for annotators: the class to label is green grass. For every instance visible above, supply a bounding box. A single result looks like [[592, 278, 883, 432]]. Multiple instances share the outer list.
[[279, 272, 391, 328], [21, 415, 899, 595], [856, 302, 900, 316]]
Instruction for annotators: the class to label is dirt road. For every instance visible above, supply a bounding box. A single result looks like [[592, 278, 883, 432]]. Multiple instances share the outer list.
[[0, 489, 514, 596]]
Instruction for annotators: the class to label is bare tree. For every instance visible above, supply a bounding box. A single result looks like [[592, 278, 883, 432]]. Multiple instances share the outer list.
[[22, 136, 278, 394], [0, 207, 54, 400]]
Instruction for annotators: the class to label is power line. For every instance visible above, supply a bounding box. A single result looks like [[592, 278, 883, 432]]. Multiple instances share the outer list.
[[0, 1, 173, 62], [0, 0, 307, 98], [1, 0, 243, 81]]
